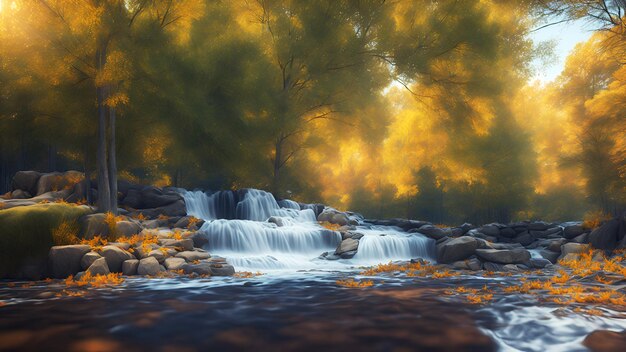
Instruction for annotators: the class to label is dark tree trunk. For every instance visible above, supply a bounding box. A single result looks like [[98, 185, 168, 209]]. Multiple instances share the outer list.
[[108, 106, 118, 215], [96, 42, 111, 213]]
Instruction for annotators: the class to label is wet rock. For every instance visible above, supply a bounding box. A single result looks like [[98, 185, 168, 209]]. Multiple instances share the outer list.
[[583, 329, 626, 352], [483, 262, 505, 272], [100, 245, 135, 272], [80, 251, 103, 270], [181, 262, 212, 275], [318, 208, 351, 226], [190, 232, 209, 249], [530, 257, 552, 268], [563, 223, 584, 239], [570, 233, 589, 244], [513, 231, 534, 246], [531, 227, 562, 238], [589, 217, 625, 250], [122, 259, 139, 276], [175, 251, 211, 262], [547, 239, 566, 252], [335, 238, 359, 255], [210, 263, 235, 276], [268, 216, 287, 227], [137, 257, 162, 276], [86, 257, 110, 276], [475, 249, 531, 264], [436, 236, 479, 264], [350, 232, 364, 240], [539, 249, 560, 263], [339, 250, 357, 259], [414, 225, 449, 240], [528, 221, 551, 231], [140, 186, 181, 208], [503, 264, 520, 272], [499, 227, 517, 238], [479, 225, 500, 237], [164, 257, 186, 270], [49, 245, 91, 278], [452, 258, 482, 271]]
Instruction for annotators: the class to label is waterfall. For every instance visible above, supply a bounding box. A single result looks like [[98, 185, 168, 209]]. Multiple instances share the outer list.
[[180, 188, 435, 271], [352, 227, 436, 264]]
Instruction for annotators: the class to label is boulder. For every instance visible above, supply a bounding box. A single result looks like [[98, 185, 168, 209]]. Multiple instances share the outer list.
[[530, 257, 552, 268], [11, 171, 41, 195], [583, 329, 626, 352], [114, 220, 141, 238], [181, 262, 212, 275], [122, 259, 139, 276], [210, 263, 235, 276], [513, 231, 535, 246], [317, 208, 350, 226], [140, 186, 180, 209], [137, 256, 162, 276], [475, 249, 531, 264], [10, 190, 31, 199], [335, 238, 359, 255], [122, 189, 142, 208], [479, 225, 500, 237], [570, 233, 588, 244], [483, 262, 505, 272], [339, 250, 357, 259], [36, 171, 83, 196], [563, 224, 584, 239], [560, 243, 587, 257], [100, 245, 135, 272], [175, 251, 211, 262], [80, 251, 103, 270], [147, 249, 166, 263], [499, 227, 517, 238], [589, 217, 625, 250], [436, 236, 479, 264], [86, 257, 110, 276], [415, 225, 449, 240], [547, 239, 566, 252], [528, 221, 551, 231], [48, 245, 91, 278], [164, 257, 186, 270], [268, 216, 287, 227], [452, 257, 482, 271], [190, 232, 209, 249]]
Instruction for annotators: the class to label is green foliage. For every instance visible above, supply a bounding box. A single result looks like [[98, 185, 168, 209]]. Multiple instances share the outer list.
[[0, 204, 92, 277]]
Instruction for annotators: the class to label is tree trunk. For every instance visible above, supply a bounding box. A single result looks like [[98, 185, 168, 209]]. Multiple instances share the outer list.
[[272, 139, 282, 196], [108, 106, 118, 215], [96, 42, 111, 213]]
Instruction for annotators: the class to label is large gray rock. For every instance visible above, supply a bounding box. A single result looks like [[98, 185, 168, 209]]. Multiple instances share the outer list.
[[561, 243, 587, 257], [530, 257, 552, 268], [415, 225, 449, 240], [122, 259, 139, 275], [335, 238, 359, 255], [589, 217, 625, 250], [164, 257, 186, 270], [514, 231, 535, 246], [147, 249, 166, 263], [86, 257, 110, 276], [317, 208, 352, 226], [122, 189, 142, 208], [479, 225, 500, 237], [181, 262, 212, 275], [140, 187, 181, 208], [475, 249, 531, 264], [100, 245, 135, 272], [175, 251, 211, 262], [11, 171, 41, 195], [436, 236, 479, 264], [563, 224, 584, 239], [10, 189, 31, 199], [210, 264, 235, 276], [114, 220, 141, 238], [539, 249, 560, 264], [137, 257, 162, 276], [80, 251, 103, 270], [36, 170, 83, 196], [49, 245, 91, 278]]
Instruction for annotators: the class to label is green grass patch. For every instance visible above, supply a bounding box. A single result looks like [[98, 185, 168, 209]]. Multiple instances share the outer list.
[[0, 204, 93, 277]]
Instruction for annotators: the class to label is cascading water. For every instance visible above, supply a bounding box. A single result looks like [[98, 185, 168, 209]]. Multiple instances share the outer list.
[[180, 188, 435, 271]]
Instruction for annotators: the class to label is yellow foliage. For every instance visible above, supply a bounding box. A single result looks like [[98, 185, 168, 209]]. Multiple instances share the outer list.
[[583, 211, 612, 230], [467, 294, 493, 304], [336, 279, 374, 288], [233, 271, 264, 278], [318, 221, 342, 231], [79, 235, 108, 251], [52, 220, 79, 245]]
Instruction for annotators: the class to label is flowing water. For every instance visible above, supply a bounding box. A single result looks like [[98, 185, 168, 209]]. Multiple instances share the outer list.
[[0, 189, 625, 351]]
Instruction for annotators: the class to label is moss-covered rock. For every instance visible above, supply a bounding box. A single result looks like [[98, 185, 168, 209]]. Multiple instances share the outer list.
[[0, 203, 93, 279]]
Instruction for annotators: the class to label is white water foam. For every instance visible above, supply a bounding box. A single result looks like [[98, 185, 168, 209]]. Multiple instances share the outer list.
[[181, 188, 435, 271]]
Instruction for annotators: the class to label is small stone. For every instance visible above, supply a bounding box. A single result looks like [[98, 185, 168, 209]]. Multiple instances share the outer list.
[[164, 257, 186, 270]]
